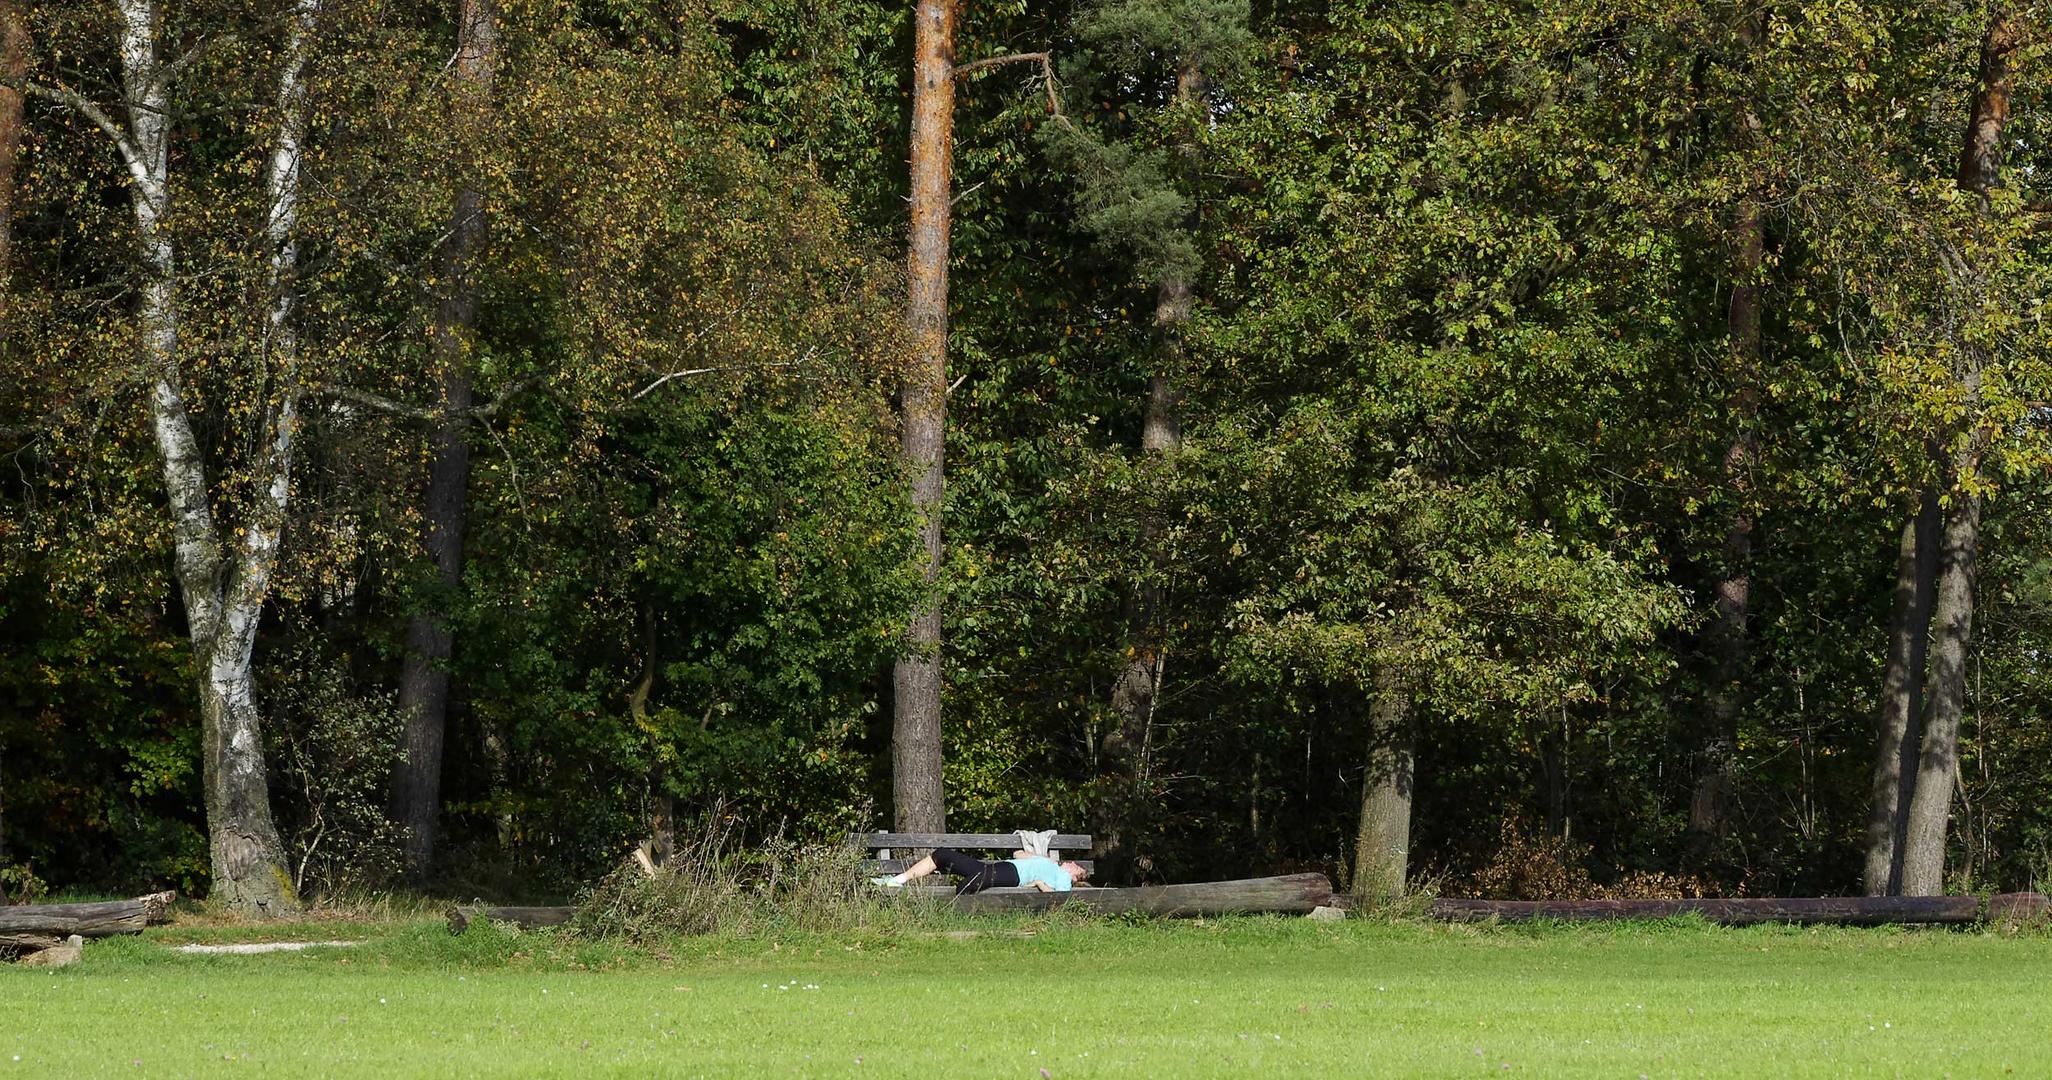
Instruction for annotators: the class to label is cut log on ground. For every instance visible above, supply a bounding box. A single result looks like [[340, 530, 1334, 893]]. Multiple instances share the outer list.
[[139, 890, 176, 924], [447, 905, 577, 933], [1427, 894, 2046, 926], [0, 899, 148, 939], [952, 874, 1334, 917], [1988, 892, 2050, 924]]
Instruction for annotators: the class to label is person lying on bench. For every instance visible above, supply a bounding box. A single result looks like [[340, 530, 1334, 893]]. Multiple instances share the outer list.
[[872, 847, 1089, 894]]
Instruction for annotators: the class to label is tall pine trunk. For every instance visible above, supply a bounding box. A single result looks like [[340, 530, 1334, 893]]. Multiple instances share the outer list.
[[0, 17, 20, 860], [0, 0, 25, 304], [1863, 493, 1937, 895], [892, 0, 954, 833], [1351, 666, 1414, 904], [394, 0, 499, 883]]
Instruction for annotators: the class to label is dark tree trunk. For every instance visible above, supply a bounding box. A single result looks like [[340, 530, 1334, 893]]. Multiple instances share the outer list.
[[892, 0, 954, 834], [0, 0, 24, 293], [1899, 488, 1979, 895], [1099, 253, 1191, 884], [1886, 5, 2016, 897], [1686, 14, 1764, 869], [1864, 493, 1937, 895], [0, 1, 18, 867], [1098, 59, 1206, 884], [394, 0, 498, 882], [1955, 9, 2020, 201], [1351, 667, 1414, 904], [626, 604, 671, 864]]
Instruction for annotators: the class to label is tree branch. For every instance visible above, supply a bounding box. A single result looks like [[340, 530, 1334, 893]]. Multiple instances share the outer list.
[[952, 51, 1050, 78], [632, 350, 815, 400], [12, 78, 141, 166], [314, 373, 542, 423], [151, 32, 237, 92], [953, 50, 1066, 121]]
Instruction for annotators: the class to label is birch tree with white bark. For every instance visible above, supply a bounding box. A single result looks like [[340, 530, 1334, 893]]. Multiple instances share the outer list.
[[21, 0, 323, 914]]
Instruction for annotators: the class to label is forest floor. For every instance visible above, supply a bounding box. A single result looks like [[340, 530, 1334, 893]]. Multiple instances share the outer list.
[[4, 914, 2049, 1077]]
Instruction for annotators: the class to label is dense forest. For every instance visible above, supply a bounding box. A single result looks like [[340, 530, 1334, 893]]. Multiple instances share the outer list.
[[0, 0, 2047, 915]]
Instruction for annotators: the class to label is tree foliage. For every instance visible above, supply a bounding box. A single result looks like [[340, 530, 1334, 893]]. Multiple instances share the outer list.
[[1, 0, 2048, 903]]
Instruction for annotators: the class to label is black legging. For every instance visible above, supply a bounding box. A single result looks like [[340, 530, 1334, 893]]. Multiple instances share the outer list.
[[930, 848, 1020, 894]]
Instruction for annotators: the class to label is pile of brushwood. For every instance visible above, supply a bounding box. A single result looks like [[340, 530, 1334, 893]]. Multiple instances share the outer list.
[[568, 823, 930, 942]]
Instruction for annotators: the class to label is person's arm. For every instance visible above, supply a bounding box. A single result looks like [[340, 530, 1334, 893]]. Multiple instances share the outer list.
[[1030, 880, 1054, 892], [1012, 850, 1034, 860]]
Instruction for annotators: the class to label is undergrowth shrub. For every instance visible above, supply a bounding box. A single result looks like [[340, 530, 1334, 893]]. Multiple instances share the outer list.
[[569, 812, 936, 940], [1456, 814, 1721, 900], [0, 861, 48, 905], [263, 636, 407, 899]]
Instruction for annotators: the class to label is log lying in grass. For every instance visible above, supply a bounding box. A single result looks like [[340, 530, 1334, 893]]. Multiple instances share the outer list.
[[1988, 892, 2051, 923], [2, 893, 176, 957], [1429, 894, 2051, 926], [953, 873, 1334, 917], [447, 905, 577, 933], [138, 890, 177, 925], [0, 899, 150, 940], [444, 874, 1335, 931]]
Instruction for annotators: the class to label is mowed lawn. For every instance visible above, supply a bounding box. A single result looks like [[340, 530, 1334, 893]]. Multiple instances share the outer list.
[[4, 916, 2050, 1077]]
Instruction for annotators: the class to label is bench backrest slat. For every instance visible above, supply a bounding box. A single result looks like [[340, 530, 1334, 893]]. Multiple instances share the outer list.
[[853, 832, 1093, 851]]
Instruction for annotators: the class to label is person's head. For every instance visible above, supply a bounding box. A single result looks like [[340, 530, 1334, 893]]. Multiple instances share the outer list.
[[1061, 860, 1089, 884]]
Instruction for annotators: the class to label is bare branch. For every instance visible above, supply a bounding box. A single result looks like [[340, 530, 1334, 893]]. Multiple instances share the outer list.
[[314, 373, 543, 423], [317, 384, 438, 421], [950, 180, 987, 207], [953, 50, 1067, 122], [13, 79, 141, 166], [951, 51, 1050, 78], [632, 350, 815, 400]]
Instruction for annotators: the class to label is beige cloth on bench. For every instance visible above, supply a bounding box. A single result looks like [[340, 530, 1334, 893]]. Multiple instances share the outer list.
[[1014, 829, 1058, 858]]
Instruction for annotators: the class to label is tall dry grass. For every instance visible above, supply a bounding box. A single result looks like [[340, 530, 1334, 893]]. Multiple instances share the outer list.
[[569, 812, 942, 941]]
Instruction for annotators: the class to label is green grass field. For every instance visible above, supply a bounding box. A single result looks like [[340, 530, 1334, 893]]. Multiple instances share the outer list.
[[5, 916, 2050, 1077]]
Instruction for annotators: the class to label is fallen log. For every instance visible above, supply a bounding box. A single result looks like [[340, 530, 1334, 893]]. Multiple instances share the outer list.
[[953, 873, 1334, 917], [139, 890, 177, 925], [1430, 895, 1994, 926], [0, 899, 149, 939], [447, 905, 577, 933], [1988, 892, 2051, 923]]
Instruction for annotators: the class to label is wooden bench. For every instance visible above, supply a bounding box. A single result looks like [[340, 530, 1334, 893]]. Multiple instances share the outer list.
[[848, 831, 1094, 879]]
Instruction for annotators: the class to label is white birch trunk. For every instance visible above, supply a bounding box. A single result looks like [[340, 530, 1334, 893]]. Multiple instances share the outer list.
[[112, 0, 318, 915]]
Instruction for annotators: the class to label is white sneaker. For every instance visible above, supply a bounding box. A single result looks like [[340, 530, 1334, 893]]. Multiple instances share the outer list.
[[869, 876, 900, 889]]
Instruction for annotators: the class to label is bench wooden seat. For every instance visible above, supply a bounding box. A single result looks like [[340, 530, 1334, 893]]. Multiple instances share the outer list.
[[849, 830, 1094, 878]]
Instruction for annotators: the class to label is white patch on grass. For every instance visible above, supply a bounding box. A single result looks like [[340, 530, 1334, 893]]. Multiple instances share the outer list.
[[173, 941, 359, 955]]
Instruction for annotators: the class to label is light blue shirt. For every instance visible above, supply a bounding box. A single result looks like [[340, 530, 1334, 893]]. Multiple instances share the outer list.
[[1009, 856, 1072, 892]]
